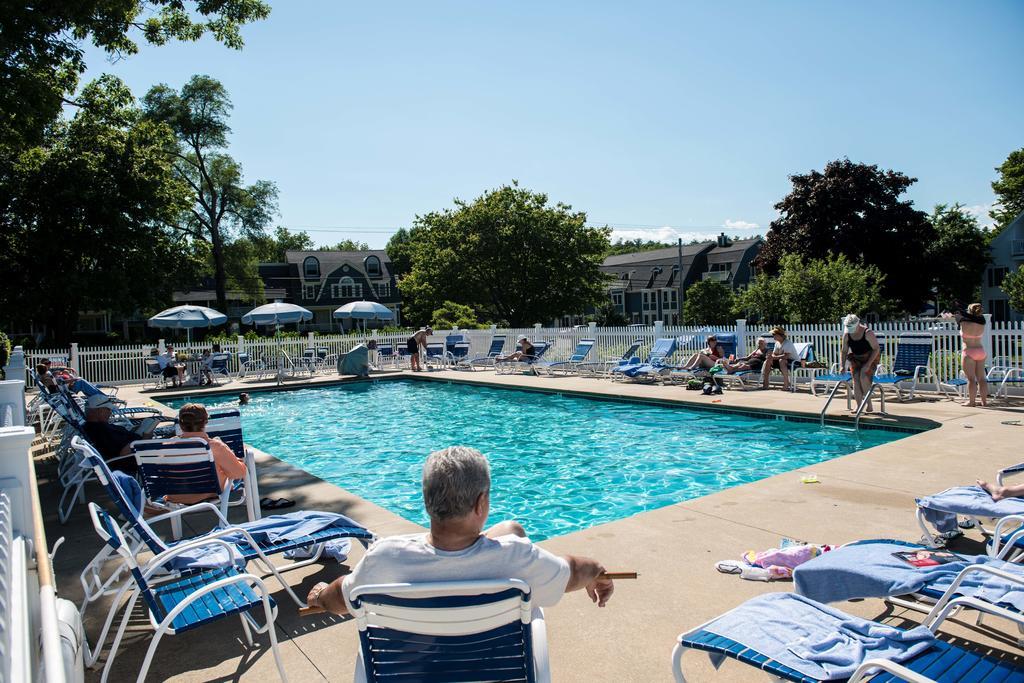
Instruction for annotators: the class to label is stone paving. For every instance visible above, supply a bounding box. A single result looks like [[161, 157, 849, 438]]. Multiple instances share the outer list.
[[38, 369, 1024, 681]]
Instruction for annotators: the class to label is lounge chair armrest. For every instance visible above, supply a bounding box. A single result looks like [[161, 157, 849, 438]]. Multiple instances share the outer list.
[[926, 594, 1024, 634], [991, 515, 1024, 556], [995, 525, 1024, 560], [912, 364, 931, 379], [996, 464, 1024, 486], [848, 658, 933, 683], [144, 501, 231, 527], [921, 563, 1024, 620]]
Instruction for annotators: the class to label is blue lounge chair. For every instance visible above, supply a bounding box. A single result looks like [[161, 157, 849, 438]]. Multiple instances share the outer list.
[[533, 339, 595, 376], [871, 333, 935, 403], [665, 333, 739, 385], [375, 343, 396, 368], [72, 438, 375, 618], [611, 337, 677, 382], [460, 335, 507, 370], [672, 592, 1024, 682], [915, 476, 1024, 550], [206, 408, 262, 522], [86, 502, 288, 683], [576, 338, 643, 377], [346, 579, 550, 683], [206, 352, 232, 385], [424, 341, 450, 369]]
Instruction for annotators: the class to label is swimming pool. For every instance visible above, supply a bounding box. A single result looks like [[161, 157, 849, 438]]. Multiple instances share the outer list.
[[168, 379, 918, 540]]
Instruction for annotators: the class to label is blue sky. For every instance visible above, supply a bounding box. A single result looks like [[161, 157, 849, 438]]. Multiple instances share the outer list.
[[83, 1, 1024, 248]]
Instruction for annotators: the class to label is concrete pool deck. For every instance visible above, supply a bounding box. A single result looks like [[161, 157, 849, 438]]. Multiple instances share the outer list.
[[38, 369, 1024, 681]]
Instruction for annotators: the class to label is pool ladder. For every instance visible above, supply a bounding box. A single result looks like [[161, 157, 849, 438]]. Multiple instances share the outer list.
[[819, 381, 886, 431]]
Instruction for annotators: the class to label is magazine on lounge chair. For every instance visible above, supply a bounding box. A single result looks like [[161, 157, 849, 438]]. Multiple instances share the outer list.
[[892, 550, 962, 568]]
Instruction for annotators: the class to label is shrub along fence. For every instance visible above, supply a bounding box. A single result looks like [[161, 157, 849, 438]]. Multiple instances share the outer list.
[[15, 317, 1024, 390]]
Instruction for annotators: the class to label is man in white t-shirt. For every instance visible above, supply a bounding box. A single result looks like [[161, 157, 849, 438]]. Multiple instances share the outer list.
[[761, 326, 800, 390], [306, 446, 614, 614]]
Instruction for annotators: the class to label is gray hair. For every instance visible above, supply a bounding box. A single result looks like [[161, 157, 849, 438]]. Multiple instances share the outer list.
[[422, 446, 491, 521]]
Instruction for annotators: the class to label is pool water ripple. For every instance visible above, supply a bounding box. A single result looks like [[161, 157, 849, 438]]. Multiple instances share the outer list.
[[170, 380, 915, 540]]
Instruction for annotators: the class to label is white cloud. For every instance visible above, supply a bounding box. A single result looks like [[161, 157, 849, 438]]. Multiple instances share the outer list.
[[723, 219, 760, 230], [959, 204, 996, 228], [610, 227, 725, 243]]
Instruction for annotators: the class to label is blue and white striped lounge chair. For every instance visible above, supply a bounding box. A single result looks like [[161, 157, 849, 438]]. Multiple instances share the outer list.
[[611, 337, 677, 382], [73, 438, 375, 619], [871, 333, 935, 402], [576, 339, 643, 377], [206, 408, 262, 522], [792, 538, 1024, 622], [450, 341, 471, 365], [207, 352, 232, 385], [346, 579, 550, 683], [495, 341, 551, 375], [424, 341, 450, 369], [460, 335, 507, 370], [666, 333, 739, 385], [533, 339, 595, 376], [86, 502, 288, 683], [375, 343, 397, 368], [671, 592, 1024, 683]]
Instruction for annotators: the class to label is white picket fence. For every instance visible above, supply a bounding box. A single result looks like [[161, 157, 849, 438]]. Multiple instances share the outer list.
[[17, 317, 1024, 389]]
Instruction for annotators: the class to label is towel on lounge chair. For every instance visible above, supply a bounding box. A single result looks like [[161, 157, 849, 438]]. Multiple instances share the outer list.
[[794, 540, 1024, 611], [917, 486, 1024, 534], [700, 592, 935, 680]]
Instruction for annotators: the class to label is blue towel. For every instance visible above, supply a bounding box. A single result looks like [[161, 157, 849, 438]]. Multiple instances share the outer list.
[[700, 592, 935, 680], [111, 471, 144, 516], [917, 486, 1024, 534], [794, 541, 1024, 612]]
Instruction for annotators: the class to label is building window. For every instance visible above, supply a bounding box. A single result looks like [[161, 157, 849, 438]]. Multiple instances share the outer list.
[[611, 291, 624, 310], [376, 282, 390, 298], [332, 276, 361, 299], [710, 262, 733, 272], [302, 284, 316, 300], [988, 266, 1009, 288], [303, 256, 320, 279], [989, 298, 1010, 321], [364, 255, 382, 277]]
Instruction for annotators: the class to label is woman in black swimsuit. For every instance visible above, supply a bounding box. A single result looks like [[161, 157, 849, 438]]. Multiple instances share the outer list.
[[841, 314, 880, 412]]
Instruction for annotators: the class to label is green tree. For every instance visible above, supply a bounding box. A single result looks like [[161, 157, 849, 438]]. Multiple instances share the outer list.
[[740, 253, 889, 324], [386, 227, 419, 277], [605, 239, 675, 256], [143, 75, 279, 313], [754, 159, 934, 313], [430, 301, 485, 329], [0, 76, 199, 343], [400, 183, 611, 326], [0, 0, 270, 152], [682, 280, 736, 324], [991, 148, 1024, 231], [250, 226, 315, 262], [219, 227, 316, 304], [927, 204, 989, 307], [321, 239, 370, 251], [1003, 266, 1024, 314], [590, 301, 628, 327]]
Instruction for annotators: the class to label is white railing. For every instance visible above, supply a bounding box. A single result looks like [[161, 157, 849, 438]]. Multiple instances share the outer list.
[[17, 318, 1024, 388]]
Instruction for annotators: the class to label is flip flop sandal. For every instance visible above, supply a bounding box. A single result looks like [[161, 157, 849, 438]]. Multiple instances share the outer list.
[[260, 497, 296, 510]]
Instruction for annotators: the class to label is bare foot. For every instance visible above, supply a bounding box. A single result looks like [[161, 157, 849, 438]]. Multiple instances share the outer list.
[[978, 479, 1004, 501]]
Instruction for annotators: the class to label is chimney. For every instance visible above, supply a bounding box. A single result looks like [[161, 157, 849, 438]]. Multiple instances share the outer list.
[[717, 232, 731, 248]]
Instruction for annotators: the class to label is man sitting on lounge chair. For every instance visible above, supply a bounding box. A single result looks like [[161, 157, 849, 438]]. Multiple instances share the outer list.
[[306, 446, 615, 614], [762, 326, 799, 390], [82, 394, 157, 474]]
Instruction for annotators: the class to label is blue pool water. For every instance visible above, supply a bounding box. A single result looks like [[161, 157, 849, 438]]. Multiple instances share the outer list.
[[168, 380, 917, 540]]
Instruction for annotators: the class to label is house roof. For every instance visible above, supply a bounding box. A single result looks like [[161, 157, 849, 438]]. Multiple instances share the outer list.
[[989, 212, 1024, 247], [285, 249, 393, 280], [706, 238, 763, 265], [602, 243, 712, 267]]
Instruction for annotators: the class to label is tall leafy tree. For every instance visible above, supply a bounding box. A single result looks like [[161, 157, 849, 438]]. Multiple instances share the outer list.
[[927, 204, 989, 307], [1002, 266, 1024, 315], [0, 0, 270, 152], [400, 183, 611, 326], [740, 253, 890, 324], [386, 227, 419, 277], [143, 75, 278, 312], [754, 159, 934, 312], [0, 76, 199, 343], [682, 280, 736, 324], [991, 148, 1024, 231], [321, 239, 370, 251]]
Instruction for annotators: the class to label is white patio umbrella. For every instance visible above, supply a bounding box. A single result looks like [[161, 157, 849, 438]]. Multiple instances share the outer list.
[[147, 305, 227, 345], [242, 302, 313, 384], [333, 301, 395, 332]]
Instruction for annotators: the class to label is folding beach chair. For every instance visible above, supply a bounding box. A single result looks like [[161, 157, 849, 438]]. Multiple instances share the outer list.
[[611, 337, 677, 382], [86, 503, 288, 683], [576, 338, 643, 377], [533, 339, 595, 376], [460, 335, 507, 370], [672, 592, 1024, 683], [346, 579, 550, 683]]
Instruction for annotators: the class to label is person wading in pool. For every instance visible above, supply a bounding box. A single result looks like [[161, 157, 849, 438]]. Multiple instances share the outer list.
[[406, 327, 433, 372], [306, 446, 615, 615]]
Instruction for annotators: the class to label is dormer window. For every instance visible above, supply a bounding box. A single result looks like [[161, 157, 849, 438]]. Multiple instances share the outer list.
[[303, 256, 321, 279], [364, 255, 382, 278]]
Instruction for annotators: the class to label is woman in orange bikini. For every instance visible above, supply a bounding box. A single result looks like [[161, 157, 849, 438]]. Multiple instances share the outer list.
[[957, 303, 988, 407]]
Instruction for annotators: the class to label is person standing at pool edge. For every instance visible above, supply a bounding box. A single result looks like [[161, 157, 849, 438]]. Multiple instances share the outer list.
[[306, 446, 615, 615], [406, 327, 432, 372]]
